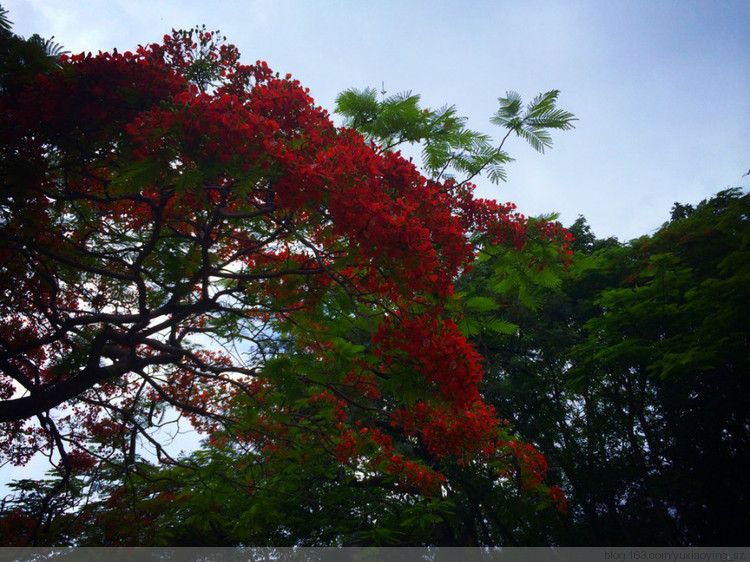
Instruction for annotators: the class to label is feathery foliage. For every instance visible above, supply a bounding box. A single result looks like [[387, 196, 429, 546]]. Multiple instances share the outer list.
[[336, 86, 576, 186], [492, 90, 577, 154]]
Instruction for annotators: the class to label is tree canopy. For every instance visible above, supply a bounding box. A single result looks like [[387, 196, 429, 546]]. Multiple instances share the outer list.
[[460, 188, 750, 545], [0, 18, 573, 545]]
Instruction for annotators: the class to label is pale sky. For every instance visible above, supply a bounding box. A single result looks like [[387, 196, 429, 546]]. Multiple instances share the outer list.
[[4, 0, 750, 240]]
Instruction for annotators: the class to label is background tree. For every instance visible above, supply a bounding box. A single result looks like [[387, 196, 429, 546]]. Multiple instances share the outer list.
[[0, 15, 572, 545], [463, 188, 750, 545], [567, 188, 750, 545]]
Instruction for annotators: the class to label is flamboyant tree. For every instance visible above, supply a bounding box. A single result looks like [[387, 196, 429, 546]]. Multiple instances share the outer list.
[[0, 18, 574, 545]]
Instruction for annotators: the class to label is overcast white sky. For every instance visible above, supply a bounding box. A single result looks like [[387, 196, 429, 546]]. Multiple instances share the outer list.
[[4, 0, 750, 240]]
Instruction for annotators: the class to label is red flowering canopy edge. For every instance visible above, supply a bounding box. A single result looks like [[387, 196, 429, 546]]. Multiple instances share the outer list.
[[0, 28, 569, 510]]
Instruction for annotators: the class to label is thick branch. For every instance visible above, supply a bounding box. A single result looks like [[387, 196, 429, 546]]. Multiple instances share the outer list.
[[0, 336, 166, 423]]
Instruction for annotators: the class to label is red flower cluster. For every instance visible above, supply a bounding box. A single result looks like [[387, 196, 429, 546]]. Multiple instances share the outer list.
[[332, 424, 446, 495], [343, 368, 381, 400], [373, 312, 484, 407], [62, 449, 97, 473], [393, 400, 500, 461], [502, 440, 550, 490]]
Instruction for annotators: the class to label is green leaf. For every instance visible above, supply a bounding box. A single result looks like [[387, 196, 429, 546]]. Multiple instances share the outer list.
[[109, 157, 165, 194], [329, 336, 366, 357], [491, 90, 576, 154], [484, 318, 519, 335], [457, 315, 481, 337], [463, 295, 501, 312]]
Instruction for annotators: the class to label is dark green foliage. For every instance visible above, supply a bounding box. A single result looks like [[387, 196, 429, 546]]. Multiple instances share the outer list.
[[464, 188, 750, 545], [0, 5, 65, 95]]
